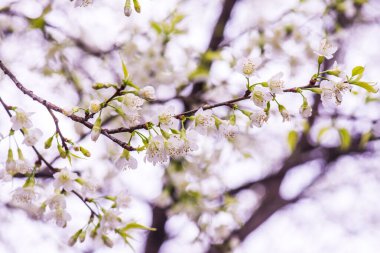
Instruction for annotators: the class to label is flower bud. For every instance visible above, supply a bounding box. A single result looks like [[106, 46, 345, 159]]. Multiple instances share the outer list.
[[68, 229, 82, 246], [7, 148, 14, 162], [101, 234, 114, 248], [79, 230, 86, 243], [80, 146, 91, 157], [299, 102, 312, 118], [57, 144, 67, 159], [278, 105, 290, 122], [124, 0, 132, 16], [44, 135, 54, 149], [91, 116, 102, 142], [133, 0, 141, 13]]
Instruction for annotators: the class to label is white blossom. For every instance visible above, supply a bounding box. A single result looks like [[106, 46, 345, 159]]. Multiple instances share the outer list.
[[239, 58, 261, 77], [268, 72, 285, 94], [115, 191, 131, 208], [165, 131, 198, 158], [139, 86, 156, 100], [320, 80, 351, 106], [74, 0, 93, 7], [166, 135, 185, 158], [219, 121, 238, 140], [320, 80, 336, 106], [251, 86, 272, 108], [23, 128, 43, 146], [6, 156, 32, 175], [193, 108, 215, 135], [115, 151, 138, 170], [45, 208, 71, 227], [153, 106, 179, 131], [145, 135, 168, 165], [89, 100, 101, 113], [10, 109, 33, 130], [121, 110, 142, 128], [122, 93, 144, 111], [182, 130, 199, 154], [12, 187, 37, 206], [250, 110, 268, 128], [80, 180, 97, 198], [313, 38, 338, 60], [46, 194, 66, 210], [15, 159, 33, 174], [0, 169, 12, 181], [100, 209, 122, 232], [53, 168, 78, 192]]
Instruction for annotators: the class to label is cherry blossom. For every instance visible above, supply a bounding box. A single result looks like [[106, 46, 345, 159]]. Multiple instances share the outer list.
[[10, 108, 33, 130], [193, 108, 216, 135], [53, 168, 79, 192], [250, 110, 268, 128], [251, 86, 272, 109], [139, 86, 156, 101], [239, 58, 261, 77], [22, 128, 43, 146], [313, 38, 338, 60], [145, 135, 168, 165], [268, 72, 285, 94]]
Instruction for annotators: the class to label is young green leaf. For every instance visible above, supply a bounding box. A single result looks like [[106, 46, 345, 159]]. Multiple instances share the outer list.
[[351, 66, 364, 77], [338, 128, 351, 151], [351, 81, 377, 93], [287, 130, 298, 152], [121, 60, 129, 80]]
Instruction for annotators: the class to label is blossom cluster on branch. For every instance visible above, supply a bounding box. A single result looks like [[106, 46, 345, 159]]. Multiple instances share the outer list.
[[0, 0, 378, 250]]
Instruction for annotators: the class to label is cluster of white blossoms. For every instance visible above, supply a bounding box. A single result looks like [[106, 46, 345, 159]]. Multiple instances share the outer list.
[[2, 108, 43, 177], [10, 108, 43, 146], [44, 194, 72, 227], [105, 38, 372, 169], [236, 38, 371, 127], [0, 34, 375, 249]]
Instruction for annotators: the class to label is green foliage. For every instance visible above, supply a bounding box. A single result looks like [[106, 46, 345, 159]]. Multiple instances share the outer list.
[[338, 128, 351, 151], [287, 130, 298, 151]]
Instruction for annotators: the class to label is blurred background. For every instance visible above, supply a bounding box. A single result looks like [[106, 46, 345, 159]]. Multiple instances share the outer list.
[[1, 0, 380, 252]]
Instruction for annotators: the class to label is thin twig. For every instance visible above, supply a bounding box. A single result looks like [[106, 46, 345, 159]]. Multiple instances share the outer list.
[[47, 107, 69, 151]]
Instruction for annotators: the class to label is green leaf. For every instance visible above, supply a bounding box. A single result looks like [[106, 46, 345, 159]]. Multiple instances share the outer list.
[[202, 50, 222, 62], [359, 131, 372, 149], [121, 60, 129, 80], [121, 222, 156, 232], [306, 88, 322, 94], [351, 66, 364, 77], [150, 21, 162, 34], [287, 130, 298, 152], [365, 96, 380, 103], [171, 13, 185, 25], [338, 128, 351, 151], [188, 66, 209, 81], [317, 126, 330, 143], [351, 81, 378, 93], [29, 17, 45, 30]]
